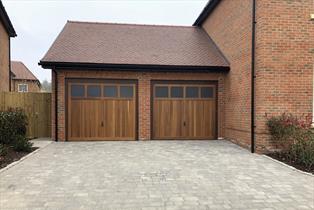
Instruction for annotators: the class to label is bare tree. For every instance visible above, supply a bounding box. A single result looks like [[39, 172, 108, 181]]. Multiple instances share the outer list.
[[41, 80, 51, 92]]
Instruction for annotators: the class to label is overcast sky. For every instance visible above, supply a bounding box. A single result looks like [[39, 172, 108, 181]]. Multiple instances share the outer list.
[[3, 0, 207, 82]]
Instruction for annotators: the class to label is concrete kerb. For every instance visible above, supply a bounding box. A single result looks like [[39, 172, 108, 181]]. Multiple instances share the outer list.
[[262, 154, 314, 177]]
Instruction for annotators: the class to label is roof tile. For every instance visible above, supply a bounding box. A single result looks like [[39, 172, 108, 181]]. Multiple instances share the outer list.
[[11, 61, 38, 81], [41, 21, 229, 68]]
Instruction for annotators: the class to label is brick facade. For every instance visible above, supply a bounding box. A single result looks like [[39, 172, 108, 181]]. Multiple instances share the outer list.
[[202, 0, 253, 150], [11, 79, 41, 92], [51, 70, 225, 141], [254, 0, 313, 151], [0, 20, 10, 92], [201, 0, 313, 152]]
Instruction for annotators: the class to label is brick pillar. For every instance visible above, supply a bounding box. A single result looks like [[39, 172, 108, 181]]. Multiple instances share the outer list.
[[138, 73, 151, 140], [51, 71, 56, 140], [57, 72, 66, 141]]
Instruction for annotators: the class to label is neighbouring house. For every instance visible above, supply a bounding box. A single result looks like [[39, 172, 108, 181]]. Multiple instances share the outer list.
[[11, 61, 41, 92], [39, 0, 313, 153], [0, 0, 16, 92]]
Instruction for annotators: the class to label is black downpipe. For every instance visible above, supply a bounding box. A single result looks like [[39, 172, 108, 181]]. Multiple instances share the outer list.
[[251, 0, 256, 153], [53, 69, 58, 142], [8, 37, 11, 91]]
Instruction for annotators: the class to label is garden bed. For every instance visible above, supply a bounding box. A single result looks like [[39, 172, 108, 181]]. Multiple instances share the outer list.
[[0, 145, 38, 169], [267, 152, 314, 174]]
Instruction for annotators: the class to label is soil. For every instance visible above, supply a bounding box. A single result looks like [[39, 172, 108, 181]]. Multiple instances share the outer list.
[[0, 146, 38, 169], [267, 152, 314, 174]]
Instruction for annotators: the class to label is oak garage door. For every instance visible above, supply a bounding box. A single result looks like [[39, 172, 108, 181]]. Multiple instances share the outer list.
[[152, 82, 217, 140], [67, 80, 136, 141]]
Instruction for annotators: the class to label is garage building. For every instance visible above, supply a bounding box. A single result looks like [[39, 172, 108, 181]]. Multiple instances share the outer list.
[[39, 21, 229, 141]]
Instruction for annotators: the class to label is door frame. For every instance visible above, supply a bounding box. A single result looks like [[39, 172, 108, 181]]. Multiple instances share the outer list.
[[65, 78, 139, 141], [150, 80, 218, 140]]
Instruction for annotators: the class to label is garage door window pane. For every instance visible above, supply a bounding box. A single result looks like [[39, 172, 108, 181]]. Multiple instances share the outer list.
[[201, 87, 214, 98], [87, 85, 101, 97], [155, 87, 168, 98], [104, 86, 117, 97], [171, 87, 183, 98], [120, 86, 133, 98], [186, 87, 199, 98], [71, 85, 85, 97]]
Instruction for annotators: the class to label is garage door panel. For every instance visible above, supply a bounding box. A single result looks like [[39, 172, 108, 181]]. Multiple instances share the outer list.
[[154, 100, 185, 139], [68, 81, 136, 141], [169, 100, 184, 138], [84, 100, 101, 138], [153, 83, 216, 140], [69, 100, 81, 138], [111, 100, 135, 138], [70, 100, 102, 139]]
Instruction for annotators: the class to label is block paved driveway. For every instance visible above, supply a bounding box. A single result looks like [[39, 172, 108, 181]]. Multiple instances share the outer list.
[[0, 140, 313, 210]]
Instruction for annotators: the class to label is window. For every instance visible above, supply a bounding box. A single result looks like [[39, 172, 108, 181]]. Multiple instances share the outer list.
[[186, 87, 199, 98], [120, 86, 133, 98], [155, 87, 168, 98], [104, 86, 117, 97], [71, 85, 85, 97], [87, 85, 101, 97], [171, 87, 183, 98], [201, 87, 214, 98], [18, 84, 28, 92]]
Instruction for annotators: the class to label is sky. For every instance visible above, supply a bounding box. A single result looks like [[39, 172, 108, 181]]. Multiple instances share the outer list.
[[3, 0, 207, 82]]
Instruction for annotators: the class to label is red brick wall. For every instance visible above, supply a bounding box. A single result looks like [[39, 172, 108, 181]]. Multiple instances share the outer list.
[[51, 70, 226, 141], [201, 0, 313, 152], [201, 0, 253, 150], [255, 0, 313, 151]]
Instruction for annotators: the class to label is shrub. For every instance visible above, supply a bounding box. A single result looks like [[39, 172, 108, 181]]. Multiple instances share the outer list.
[[289, 130, 314, 170], [266, 113, 314, 170], [0, 143, 8, 156], [0, 108, 28, 144], [0, 108, 32, 152], [266, 113, 311, 141], [12, 135, 33, 152]]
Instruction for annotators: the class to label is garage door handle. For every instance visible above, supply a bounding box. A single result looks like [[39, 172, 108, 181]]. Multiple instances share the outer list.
[[101, 122, 104, 127], [183, 122, 186, 126]]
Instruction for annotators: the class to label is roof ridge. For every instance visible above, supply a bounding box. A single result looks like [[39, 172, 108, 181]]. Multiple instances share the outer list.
[[67, 20, 198, 29]]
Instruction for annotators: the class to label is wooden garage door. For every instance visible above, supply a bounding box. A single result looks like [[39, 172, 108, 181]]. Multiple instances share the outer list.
[[67, 80, 136, 141], [153, 82, 216, 140]]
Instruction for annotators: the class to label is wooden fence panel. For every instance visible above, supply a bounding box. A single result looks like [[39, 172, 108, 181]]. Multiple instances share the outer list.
[[0, 92, 51, 138]]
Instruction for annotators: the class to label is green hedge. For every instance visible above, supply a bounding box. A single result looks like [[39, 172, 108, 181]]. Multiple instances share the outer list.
[[0, 108, 32, 152]]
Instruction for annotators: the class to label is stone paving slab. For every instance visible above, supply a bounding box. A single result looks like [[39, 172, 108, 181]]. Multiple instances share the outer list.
[[0, 140, 313, 210], [30, 138, 53, 148]]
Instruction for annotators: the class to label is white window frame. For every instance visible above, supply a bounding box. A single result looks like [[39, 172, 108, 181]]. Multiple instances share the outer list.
[[18, 84, 28, 92]]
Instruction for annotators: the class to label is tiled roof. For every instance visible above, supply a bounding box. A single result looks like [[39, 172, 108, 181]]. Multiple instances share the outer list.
[[40, 21, 229, 68], [11, 61, 38, 81]]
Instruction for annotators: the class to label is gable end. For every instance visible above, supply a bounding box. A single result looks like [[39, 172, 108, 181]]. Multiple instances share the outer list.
[[193, 0, 221, 26]]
